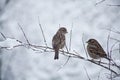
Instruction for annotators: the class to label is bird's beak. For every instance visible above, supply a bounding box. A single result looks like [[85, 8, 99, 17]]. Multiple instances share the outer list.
[[86, 41, 88, 43]]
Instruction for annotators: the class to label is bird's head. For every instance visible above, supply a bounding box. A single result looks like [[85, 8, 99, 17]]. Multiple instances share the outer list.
[[58, 27, 68, 34], [86, 39, 97, 44]]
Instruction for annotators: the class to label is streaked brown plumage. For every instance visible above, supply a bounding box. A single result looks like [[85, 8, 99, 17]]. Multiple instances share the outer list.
[[52, 27, 67, 60], [86, 39, 107, 59]]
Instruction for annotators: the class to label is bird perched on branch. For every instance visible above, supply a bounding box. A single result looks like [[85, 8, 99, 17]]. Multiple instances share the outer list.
[[86, 39, 110, 60], [52, 27, 68, 60]]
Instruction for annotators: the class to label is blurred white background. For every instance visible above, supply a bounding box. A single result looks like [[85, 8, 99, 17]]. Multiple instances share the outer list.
[[0, 0, 120, 80]]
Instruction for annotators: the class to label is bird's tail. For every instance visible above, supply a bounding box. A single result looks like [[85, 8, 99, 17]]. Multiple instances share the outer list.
[[54, 50, 59, 60]]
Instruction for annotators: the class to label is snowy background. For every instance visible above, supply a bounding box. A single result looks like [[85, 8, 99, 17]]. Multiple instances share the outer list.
[[0, 0, 120, 80]]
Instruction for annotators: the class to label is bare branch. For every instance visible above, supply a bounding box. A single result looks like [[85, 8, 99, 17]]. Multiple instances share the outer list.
[[106, 28, 120, 35], [119, 44, 120, 55], [38, 17, 47, 47], [107, 4, 120, 7], [82, 33, 88, 58], [69, 23, 73, 51], [109, 41, 120, 69], [18, 23, 30, 45], [84, 66, 91, 80], [110, 37, 120, 42], [57, 56, 70, 71], [97, 72, 101, 80], [107, 29, 111, 58], [106, 27, 112, 73], [110, 41, 118, 56], [95, 0, 106, 6], [88, 59, 117, 75], [105, 28, 120, 70], [0, 32, 6, 40], [110, 71, 113, 80]]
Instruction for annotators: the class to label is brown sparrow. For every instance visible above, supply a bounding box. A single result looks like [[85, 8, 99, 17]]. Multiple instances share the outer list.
[[52, 27, 67, 60], [86, 39, 107, 59]]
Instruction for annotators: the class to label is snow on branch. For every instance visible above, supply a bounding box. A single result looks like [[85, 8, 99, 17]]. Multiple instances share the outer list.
[[0, 38, 22, 50]]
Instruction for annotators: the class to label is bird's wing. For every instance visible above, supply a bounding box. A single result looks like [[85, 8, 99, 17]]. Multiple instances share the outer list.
[[52, 34, 65, 49], [89, 44, 106, 57], [95, 42, 107, 56]]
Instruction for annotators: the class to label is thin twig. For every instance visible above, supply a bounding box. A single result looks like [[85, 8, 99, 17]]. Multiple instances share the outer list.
[[110, 71, 113, 80], [109, 41, 120, 69], [57, 44, 70, 71], [18, 23, 30, 45], [38, 17, 47, 47], [95, 0, 106, 6], [119, 44, 120, 55], [111, 74, 120, 79], [106, 28, 120, 69], [97, 72, 101, 80], [111, 59, 120, 70], [110, 41, 118, 55], [57, 56, 70, 71], [84, 66, 91, 80], [88, 59, 117, 75], [106, 28, 120, 35], [106, 28, 111, 71], [110, 37, 120, 42], [82, 33, 88, 58], [69, 23, 73, 51], [107, 4, 120, 7], [0, 32, 6, 39], [107, 29, 111, 58]]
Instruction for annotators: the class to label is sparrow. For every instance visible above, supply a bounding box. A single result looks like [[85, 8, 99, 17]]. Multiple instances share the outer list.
[[86, 39, 108, 59], [52, 27, 67, 60]]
